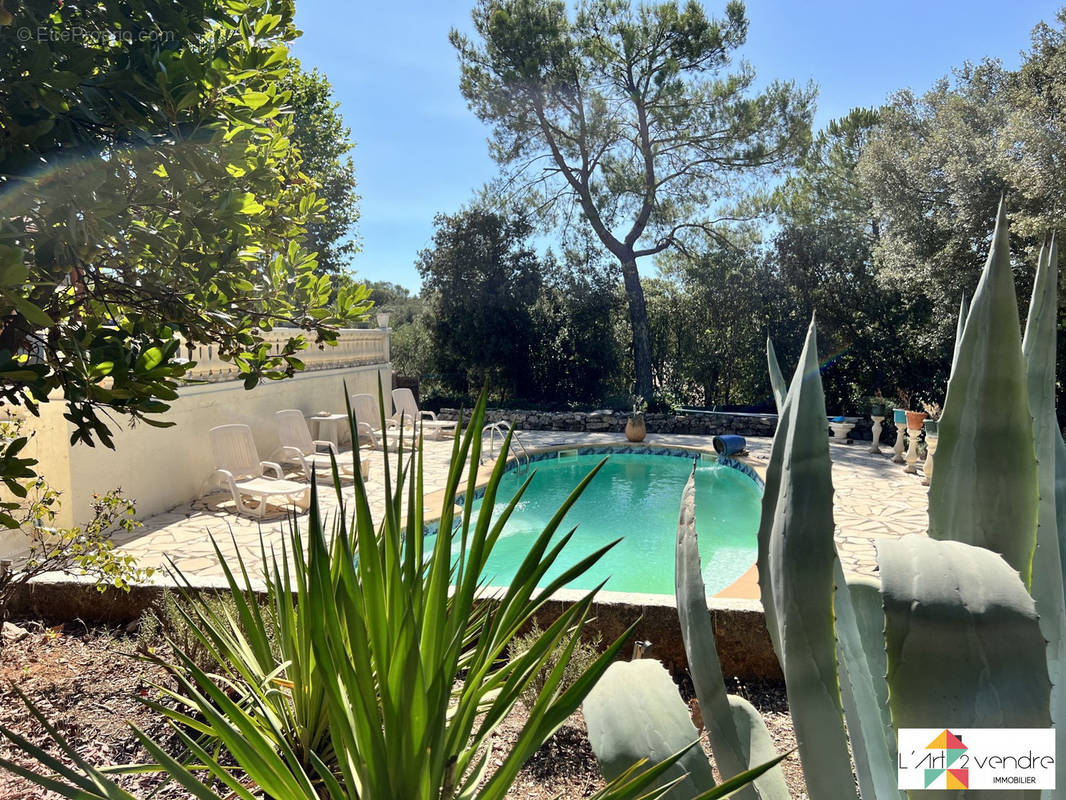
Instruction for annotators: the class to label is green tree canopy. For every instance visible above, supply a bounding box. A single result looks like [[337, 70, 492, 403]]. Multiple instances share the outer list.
[[366, 281, 423, 327], [451, 0, 815, 400], [416, 207, 542, 399], [279, 63, 360, 275], [771, 108, 938, 409], [0, 0, 369, 469]]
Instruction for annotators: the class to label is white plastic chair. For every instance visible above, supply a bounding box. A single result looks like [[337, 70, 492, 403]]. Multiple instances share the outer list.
[[201, 424, 310, 518], [349, 393, 403, 450], [273, 409, 369, 482], [391, 387, 457, 440]]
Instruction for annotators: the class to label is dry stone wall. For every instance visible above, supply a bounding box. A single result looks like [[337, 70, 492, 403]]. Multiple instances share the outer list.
[[436, 408, 890, 442]]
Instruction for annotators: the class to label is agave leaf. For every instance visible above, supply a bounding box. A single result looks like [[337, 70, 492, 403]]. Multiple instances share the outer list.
[[767, 338, 786, 414], [879, 535, 1052, 735], [834, 564, 903, 800], [1057, 428, 1066, 609], [583, 659, 717, 798], [691, 750, 794, 800], [675, 466, 788, 800], [724, 696, 789, 799], [929, 199, 1038, 584], [756, 318, 857, 800], [1022, 234, 1065, 799], [950, 293, 969, 376]]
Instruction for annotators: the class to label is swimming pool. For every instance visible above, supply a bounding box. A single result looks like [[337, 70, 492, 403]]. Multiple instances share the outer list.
[[426, 448, 763, 596]]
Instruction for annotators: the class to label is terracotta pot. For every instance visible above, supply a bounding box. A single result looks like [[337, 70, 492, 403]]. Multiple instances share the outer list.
[[905, 410, 927, 430], [625, 415, 646, 442]]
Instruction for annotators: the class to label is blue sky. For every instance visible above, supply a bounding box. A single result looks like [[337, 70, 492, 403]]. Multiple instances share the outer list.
[[289, 0, 1063, 291]]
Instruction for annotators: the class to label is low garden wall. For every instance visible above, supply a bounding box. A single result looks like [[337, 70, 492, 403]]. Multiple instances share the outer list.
[[438, 407, 890, 442], [8, 577, 781, 680]]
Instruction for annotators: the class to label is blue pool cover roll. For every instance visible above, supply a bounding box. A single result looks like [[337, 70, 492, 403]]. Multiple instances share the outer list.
[[713, 434, 746, 456]]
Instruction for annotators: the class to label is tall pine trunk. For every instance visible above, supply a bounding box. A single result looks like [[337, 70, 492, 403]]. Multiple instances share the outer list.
[[619, 255, 653, 400]]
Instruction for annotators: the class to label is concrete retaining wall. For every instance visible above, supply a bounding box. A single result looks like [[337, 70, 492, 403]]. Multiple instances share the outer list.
[[8, 578, 781, 680]]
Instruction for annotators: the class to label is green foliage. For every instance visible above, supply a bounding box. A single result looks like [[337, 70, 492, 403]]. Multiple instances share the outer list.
[[650, 239, 777, 408], [137, 588, 278, 677], [528, 252, 627, 403], [416, 206, 543, 398], [411, 210, 629, 404], [452, 0, 815, 398], [769, 107, 934, 413], [0, 0, 371, 467], [0, 390, 691, 799], [855, 13, 1066, 415], [366, 281, 423, 327], [0, 420, 150, 623], [391, 313, 437, 377], [280, 63, 361, 275], [508, 618, 602, 711]]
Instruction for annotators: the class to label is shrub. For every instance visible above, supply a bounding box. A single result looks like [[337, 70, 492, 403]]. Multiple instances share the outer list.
[[0, 419, 150, 626], [509, 619, 602, 713], [137, 588, 278, 675]]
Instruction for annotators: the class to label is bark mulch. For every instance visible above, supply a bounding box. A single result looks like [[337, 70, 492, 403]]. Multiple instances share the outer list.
[[0, 620, 806, 799]]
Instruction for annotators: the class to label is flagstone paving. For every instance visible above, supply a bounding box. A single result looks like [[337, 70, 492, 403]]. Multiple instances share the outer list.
[[101, 427, 929, 598]]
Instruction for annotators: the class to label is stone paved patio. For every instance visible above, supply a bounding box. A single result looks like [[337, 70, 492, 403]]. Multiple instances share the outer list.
[[105, 429, 930, 594]]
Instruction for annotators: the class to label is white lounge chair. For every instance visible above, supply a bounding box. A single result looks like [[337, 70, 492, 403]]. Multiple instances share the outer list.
[[391, 387, 457, 440], [273, 409, 370, 482], [201, 424, 310, 518], [349, 393, 403, 450]]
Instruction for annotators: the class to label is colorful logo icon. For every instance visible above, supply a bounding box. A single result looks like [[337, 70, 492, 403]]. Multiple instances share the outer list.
[[924, 730, 969, 789]]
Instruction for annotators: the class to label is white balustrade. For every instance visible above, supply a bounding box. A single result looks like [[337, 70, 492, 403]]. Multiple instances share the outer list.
[[179, 328, 388, 383]]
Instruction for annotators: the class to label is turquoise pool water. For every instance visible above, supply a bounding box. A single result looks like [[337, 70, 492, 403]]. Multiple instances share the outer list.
[[427, 451, 762, 596]]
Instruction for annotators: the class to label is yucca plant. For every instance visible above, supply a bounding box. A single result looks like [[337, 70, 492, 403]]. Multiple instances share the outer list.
[[0, 388, 773, 799], [583, 199, 1064, 800]]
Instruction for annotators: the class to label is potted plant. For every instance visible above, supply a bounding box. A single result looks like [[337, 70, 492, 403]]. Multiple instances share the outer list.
[[920, 400, 942, 485], [905, 409, 927, 430], [922, 401, 942, 438], [868, 390, 888, 418], [896, 387, 925, 430], [625, 395, 647, 442]]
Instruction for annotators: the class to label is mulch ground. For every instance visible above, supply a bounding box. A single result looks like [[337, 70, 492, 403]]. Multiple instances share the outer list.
[[0, 620, 807, 799]]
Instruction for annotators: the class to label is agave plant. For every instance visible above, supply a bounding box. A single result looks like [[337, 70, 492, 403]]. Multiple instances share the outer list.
[[583, 199, 1063, 800], [0, 388, 773, 800]]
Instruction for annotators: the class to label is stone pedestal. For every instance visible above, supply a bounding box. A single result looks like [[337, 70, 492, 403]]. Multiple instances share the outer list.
[[892, 422, 907, 463], [829, 421, 855, 441], [921, 434, 938, 486], [904, 428, 922, 474], [869, 416, 885, 454]]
